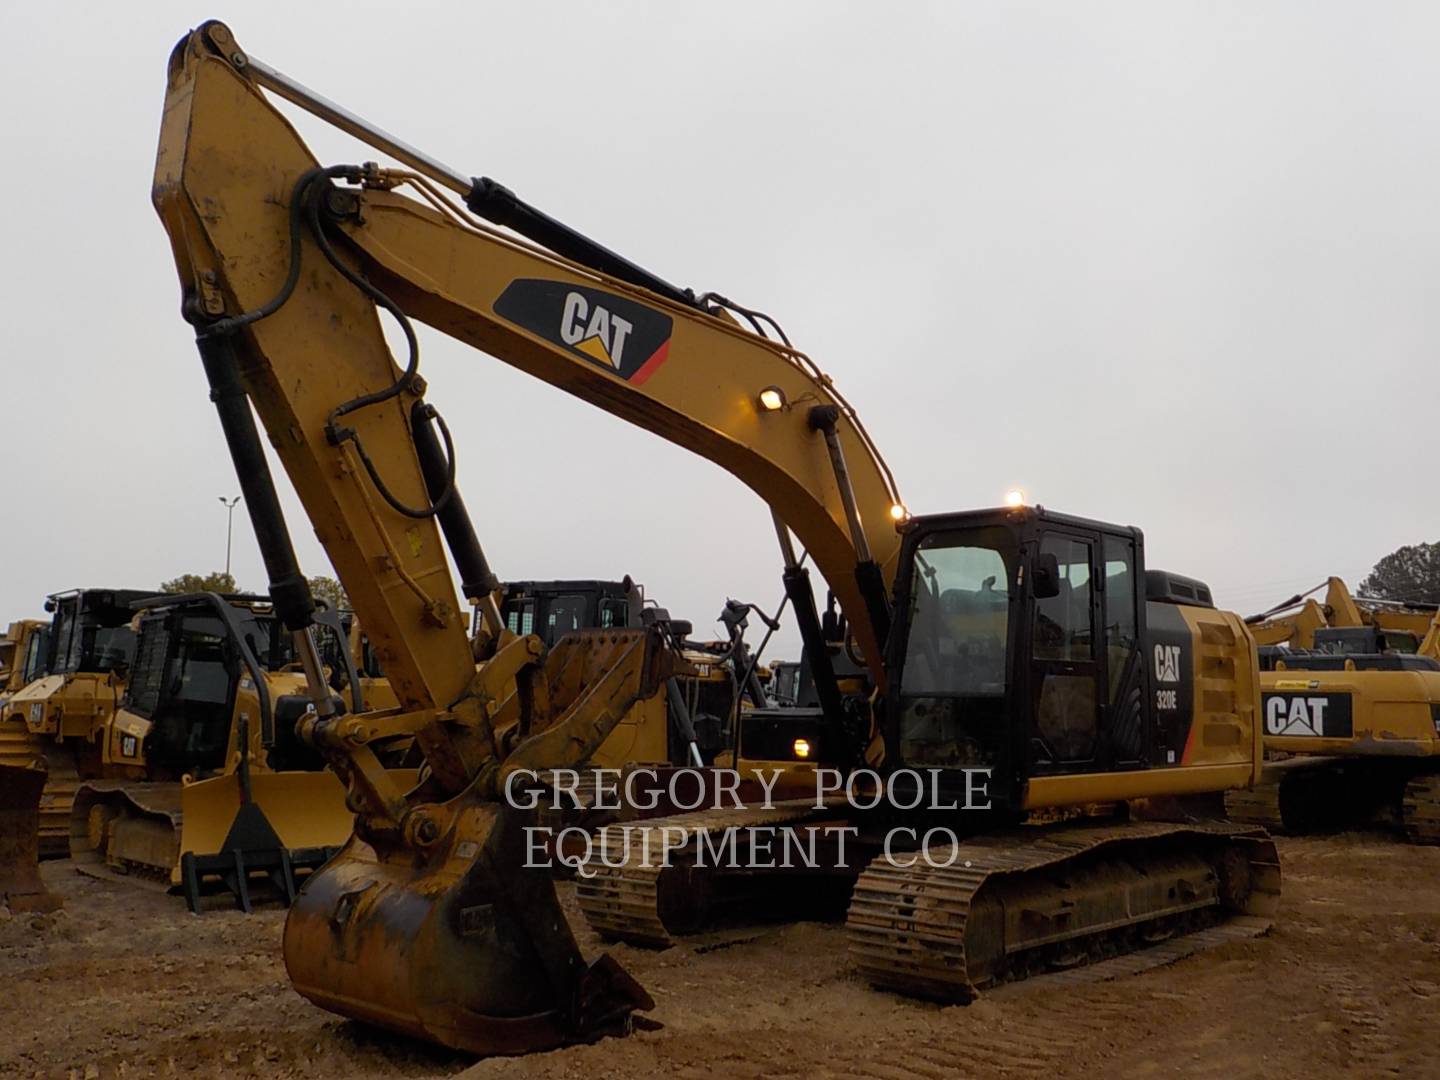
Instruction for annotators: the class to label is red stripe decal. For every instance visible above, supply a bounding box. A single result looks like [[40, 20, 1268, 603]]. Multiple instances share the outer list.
[[628, 338, 671, 385], [1179, 716, 1198, 765]]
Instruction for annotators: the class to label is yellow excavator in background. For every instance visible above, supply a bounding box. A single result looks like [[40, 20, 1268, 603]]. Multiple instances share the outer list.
[[1245, 575, 1435, 652], [153, 21, 1279, 1055], [0, 619, 61, 913], [1228, 577, 1440, 840]]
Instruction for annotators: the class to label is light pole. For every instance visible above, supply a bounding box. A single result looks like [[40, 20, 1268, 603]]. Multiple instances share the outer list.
[[218, 495, 242, 578]]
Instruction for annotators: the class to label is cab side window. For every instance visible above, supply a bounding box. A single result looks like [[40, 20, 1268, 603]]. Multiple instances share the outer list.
[[1102, 536, 1138, 698], [1033, 536, 1093, 661], [1032, 535, 1096, 764]]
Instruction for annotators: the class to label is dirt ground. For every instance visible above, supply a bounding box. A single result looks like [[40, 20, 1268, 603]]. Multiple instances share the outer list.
[[3, 833, 1438, 1079]]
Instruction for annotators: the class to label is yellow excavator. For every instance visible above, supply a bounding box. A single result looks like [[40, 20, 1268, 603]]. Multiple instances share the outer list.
[[1245, 575, 1434, 652], [154, 20, 1279, 1054], [1228, 577, 1440, 840]]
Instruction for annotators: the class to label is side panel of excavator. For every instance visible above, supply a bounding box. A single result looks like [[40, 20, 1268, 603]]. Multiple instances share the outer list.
[[1228, 662, 1440, 840], [1262, 668, 1440, 757]]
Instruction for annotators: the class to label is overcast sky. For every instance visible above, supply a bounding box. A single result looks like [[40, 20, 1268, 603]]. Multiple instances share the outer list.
[[2, 2, 1435, 658]]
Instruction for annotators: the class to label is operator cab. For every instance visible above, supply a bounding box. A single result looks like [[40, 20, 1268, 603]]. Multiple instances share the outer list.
[[124, 593, 356, 777], [17, 624, 51, 687], [886, 506, 1203, 812], [43, 589, 149, 677], [498, 578, 641, 647]]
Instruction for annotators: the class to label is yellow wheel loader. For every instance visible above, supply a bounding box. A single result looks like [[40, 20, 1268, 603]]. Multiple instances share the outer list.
[[72, 591, 415, 912], [151, 20, 1279, 1054], [0, 590, 149, 857]]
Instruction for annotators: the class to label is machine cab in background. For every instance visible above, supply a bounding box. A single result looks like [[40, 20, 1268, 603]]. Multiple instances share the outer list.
[[123, 593, 360, 777], [495, 578, 642, 647], [885, 506, 1167, 813]]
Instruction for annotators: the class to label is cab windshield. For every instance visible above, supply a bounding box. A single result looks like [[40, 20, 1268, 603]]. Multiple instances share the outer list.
[[897, 526, 1017, 768]]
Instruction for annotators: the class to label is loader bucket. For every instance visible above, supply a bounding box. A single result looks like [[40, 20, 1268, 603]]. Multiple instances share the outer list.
[[0, 764, 61, 913], [284, 800, 653, 1055]]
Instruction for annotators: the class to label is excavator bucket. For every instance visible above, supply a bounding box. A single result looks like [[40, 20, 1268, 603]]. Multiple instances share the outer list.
[[0, 763, 61, 913], [284, 802, 654, 1055], [284, 628, 676, 1053]]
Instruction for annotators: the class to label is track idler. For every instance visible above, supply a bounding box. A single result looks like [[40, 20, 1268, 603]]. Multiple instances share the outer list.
[[284, 800, 652, 1055]]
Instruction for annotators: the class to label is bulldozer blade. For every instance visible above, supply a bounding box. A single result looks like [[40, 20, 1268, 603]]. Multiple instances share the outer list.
[[179, 771, 394, 877], [178, 771, 406, 913], [284, 802, 653, 1055], [72, 770, 418, 911], [0, 764, 61, 913]]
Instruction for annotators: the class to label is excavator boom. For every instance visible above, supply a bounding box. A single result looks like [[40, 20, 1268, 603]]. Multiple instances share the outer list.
[[156, 22, 901, 688], [154, 19, 906, 1053]]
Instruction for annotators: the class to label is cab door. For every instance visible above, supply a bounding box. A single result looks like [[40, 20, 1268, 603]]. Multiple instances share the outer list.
[[1099, 533, 1148, 768], [1027, 531, 1103, 774]]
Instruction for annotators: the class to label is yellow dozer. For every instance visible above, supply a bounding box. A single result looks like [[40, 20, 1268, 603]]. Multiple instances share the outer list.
[[0, 619, 48, 768], [72, 592, 414, 911], [0, 590, 148, 857], [0, 622, 60, 911]]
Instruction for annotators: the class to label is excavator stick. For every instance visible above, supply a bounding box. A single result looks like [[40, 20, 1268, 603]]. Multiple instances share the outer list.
[[0, 763, 61, 913]]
